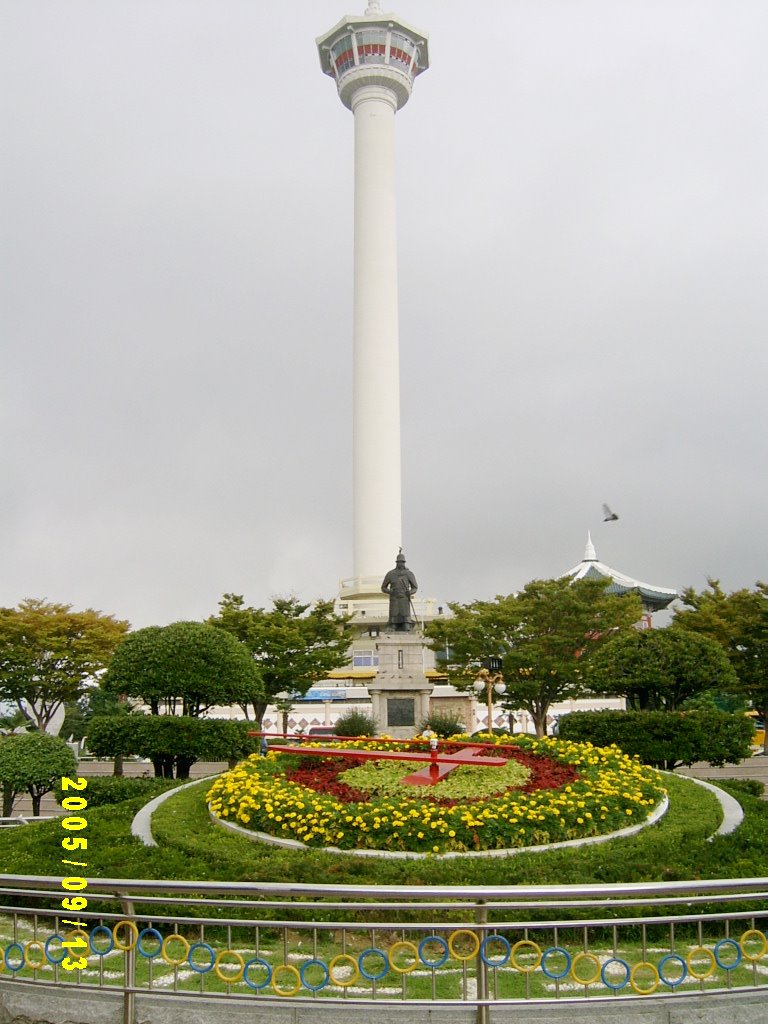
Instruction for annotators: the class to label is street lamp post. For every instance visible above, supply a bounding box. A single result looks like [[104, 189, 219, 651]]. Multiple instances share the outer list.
[[473, 659, 506, 734]]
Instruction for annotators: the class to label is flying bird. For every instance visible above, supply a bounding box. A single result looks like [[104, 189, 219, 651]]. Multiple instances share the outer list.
[[602, 504, 619, 522]]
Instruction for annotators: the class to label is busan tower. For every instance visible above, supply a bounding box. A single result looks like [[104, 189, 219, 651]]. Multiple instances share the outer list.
[[316, 2, 430, 625]]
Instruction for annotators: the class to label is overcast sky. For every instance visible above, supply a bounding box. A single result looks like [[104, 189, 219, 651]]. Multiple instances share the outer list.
[[2, 1, 766, 629]]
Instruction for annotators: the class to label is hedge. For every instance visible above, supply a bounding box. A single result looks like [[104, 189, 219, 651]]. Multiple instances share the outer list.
[[87, 716, 259, 778], [558, 709, 754, 770]]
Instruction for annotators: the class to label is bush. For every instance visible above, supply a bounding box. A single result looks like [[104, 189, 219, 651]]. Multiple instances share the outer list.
[[53, 775, 180, 808], [333, 710, 377, 737], [0, 733, 77, 815], [558, 709, 754, 770], [419, 712, 467, 738], [87, 716, 259, 778]]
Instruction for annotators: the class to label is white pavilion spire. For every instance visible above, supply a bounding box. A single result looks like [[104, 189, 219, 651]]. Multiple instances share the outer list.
[[584, 531, 597, 561], [365, 1, 384, 12]]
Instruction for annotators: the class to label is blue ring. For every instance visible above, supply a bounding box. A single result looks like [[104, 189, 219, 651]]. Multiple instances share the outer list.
[[418, 935, 449, 969], [5, 942, 25, 973], [714, 939, 743, 971], [540, 946, 572, 980], [137, 928, 164, 960], [658, 954, 687, 988], [358, 946, 391, 980], [89, 926, 115, 956], [300, 958, 330, 991], [44, 934, 67, 965], [600, 957, 630, 990], [187, 942, 216, 974], [243, 956, 272, 991], [480, 934, 511, 968]]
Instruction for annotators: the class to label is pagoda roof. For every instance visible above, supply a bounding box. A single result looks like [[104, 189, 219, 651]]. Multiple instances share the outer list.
[[562, 533, 680, 611]]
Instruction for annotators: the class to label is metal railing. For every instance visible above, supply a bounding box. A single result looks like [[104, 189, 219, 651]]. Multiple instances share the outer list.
[[0, 874, 767, 1024]]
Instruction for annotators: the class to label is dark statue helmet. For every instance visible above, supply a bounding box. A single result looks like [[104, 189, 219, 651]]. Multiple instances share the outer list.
[[396, 552, 406, 563]]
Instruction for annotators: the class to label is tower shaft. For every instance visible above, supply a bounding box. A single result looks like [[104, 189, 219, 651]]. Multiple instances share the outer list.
[[352, 85, 401, 581]]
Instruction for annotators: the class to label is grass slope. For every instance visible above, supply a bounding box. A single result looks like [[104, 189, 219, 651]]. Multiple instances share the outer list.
[[2, 773, 765, 887]]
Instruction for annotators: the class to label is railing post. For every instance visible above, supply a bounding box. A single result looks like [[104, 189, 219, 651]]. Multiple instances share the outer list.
[[475, 899, 489, 1024], [118, 893, 136, 1024]]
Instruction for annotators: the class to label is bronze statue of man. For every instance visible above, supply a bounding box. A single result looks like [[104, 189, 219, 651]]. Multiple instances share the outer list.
[[381, 551, 418, 631]]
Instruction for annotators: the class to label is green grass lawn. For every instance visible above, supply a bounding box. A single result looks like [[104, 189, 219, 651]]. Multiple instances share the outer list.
[[0, 771, 765, 887]]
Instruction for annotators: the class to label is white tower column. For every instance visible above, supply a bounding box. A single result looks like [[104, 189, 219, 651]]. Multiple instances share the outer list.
[[317, 5, 429, 604], [352, 84, 401, 580]]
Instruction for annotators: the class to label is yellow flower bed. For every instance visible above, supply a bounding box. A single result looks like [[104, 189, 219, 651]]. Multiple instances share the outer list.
[[206, 735, 665, 855]]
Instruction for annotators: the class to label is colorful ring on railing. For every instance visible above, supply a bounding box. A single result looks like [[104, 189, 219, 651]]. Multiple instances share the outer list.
[[112, 920, 139, 951], [686, 946, 716, 979], [570, 951, 601, 986], [510, 939, 542, 973], [5, 943, 25, 973], [540, 946, 572, 980], [418, 936, 449, 969], [161, 933, 190, 967], [739, 929, 768, 961], [187, 942, 215, 973], [214, 949, 245, 984], [657, 953, 687, 987], [137, 928, 164, 959], [600, 956, 630, 990], [243, 957, 272, 991], [358, 947, 390, 980], [447, 929, 480, 961], [714, 938, 742, 971], [24, 941, 46, 970], [329, 953, 360, 986], [387, 940, 419, 974], [44, 934, 67, 965], [272, 963, 301, 997], [89, 926, 115, 956], [629, 961, 660, 995], [300, 958, 330, 991], [480, 934, 511, 968]]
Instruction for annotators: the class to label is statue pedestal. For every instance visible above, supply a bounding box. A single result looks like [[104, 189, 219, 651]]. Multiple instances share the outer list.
[[367, 631, 434, 739]]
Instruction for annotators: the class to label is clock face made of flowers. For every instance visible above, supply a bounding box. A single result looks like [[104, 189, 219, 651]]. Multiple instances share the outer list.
[[207, 736, 666, 856]]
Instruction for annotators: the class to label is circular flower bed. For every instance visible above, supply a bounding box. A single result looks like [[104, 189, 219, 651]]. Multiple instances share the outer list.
[[206, 735, 665, 855]]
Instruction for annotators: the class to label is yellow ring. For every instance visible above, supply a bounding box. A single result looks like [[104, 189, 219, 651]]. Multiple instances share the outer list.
[[387, 940, 419, 974], [630, 961, 660, 995], [329, 953, 360, 987], [686, 946, 716, 979], [510, 940, 542, 973], [112, 920, 139, 951], [447, 929, 480, 961], [740, 929, 768, 961], [214, 949, 245, 984], [161, 933, 190, 967], [272, 963, 301, 997], [24, 941, 46, 970], [570, 951, 601, 986]]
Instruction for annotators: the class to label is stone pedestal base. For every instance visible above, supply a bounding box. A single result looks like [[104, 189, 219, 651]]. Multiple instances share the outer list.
[[367, 631, 435, 739]]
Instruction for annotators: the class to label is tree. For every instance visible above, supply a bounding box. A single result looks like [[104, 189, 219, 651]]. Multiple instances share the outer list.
[[672, 580, 768, 750], [208, 595, 353, 726], [0, 600, 129, 732], [101, 621, 264, 717], [585, 628, 739, 711], [425, 577, 643, 737], [0, 732, 76, 816]]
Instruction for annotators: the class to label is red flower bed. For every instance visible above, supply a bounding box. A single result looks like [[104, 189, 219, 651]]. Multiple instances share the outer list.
[[285, 745, 577, 806]]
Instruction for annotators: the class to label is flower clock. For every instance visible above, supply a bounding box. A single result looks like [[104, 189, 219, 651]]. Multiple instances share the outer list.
[[206, 734, 665, 855]]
